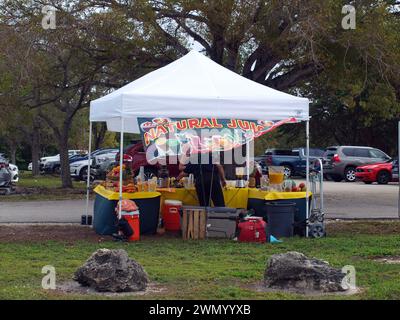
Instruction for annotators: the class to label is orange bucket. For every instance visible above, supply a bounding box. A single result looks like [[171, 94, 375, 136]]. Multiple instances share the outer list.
[[123, 212, 140, 241]]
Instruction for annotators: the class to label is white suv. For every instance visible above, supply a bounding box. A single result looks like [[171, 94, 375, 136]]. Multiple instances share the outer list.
[[70, 149, 118, 180], [36, 150, 87, 171]]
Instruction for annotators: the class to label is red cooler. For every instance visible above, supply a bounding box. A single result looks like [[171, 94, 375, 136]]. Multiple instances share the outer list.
[[238, 217, 267, 243], [163, 200, 182, 231], [122, 211, 140, 241]]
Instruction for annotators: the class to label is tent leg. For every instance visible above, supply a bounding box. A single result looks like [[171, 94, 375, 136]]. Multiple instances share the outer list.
[[246, 141, 250, 180], [85, 121, 93, 221], [398, 121, 400, 219], [306, 120, 310, 238], [118, 118, 125, 219]]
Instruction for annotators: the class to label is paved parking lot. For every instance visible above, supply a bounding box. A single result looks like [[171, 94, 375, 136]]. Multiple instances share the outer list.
[[0, 181, 398, 222], [0, 199, 93, 223], [322, 181, 399, 219]]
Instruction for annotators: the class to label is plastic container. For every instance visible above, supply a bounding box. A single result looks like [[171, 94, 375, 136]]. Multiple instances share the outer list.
[[260, 175, 269, 190], [265, 202, 296, 239], [135, 194, 161, 234], [93, 192, 161, 235], [163, 199, 182, 231], [122, 211, 140, 241], [238, 217, 267, 243], [148, 177, 157, 192], [268, 166, 284, 184], [206, 207, 240, 239]]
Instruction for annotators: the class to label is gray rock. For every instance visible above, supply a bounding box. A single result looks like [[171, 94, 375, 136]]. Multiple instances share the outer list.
[[74, 249, 148, 292], [264, 251, 347, 293]]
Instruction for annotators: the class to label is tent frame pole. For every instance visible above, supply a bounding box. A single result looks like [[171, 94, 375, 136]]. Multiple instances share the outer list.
[[306, 119, 310, 238], [398, 121, 400, 219], [246, 141, 250, 180], [85, 121, 93, 220], [118, 118, 125, 219]]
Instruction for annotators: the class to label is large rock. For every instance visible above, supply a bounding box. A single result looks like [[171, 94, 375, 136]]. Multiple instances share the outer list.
[[264, 251, 347, 293], [74, 249, 148, 292]]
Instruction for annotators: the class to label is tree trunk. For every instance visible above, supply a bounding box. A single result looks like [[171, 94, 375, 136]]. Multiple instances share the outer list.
[[9, 144, 17, 164], [38, 110, 74, 188], [93, 123, 107, 150], [59, 126, 73, 188], [31, 123, 40, 176]]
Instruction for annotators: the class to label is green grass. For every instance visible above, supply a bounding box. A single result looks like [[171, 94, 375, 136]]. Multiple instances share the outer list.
[[1, 225, 400, 300], [2, 172, 87, 202], [17, 171, 85, 189]]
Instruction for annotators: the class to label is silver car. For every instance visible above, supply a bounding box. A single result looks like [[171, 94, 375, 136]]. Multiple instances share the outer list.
[[322, 146, 391, 182]]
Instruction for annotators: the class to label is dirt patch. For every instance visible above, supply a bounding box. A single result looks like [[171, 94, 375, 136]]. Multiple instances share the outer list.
[[0, 224, 110, 243], [326, 220, 400, 236], [0, 224, 178, 243], [0, 221, 399, 244], [245, 281, 361, 297], [371, 256, 400, 264], [56, 281, 167, 297]]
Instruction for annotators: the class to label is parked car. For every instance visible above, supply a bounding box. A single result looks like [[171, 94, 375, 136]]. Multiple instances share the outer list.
[[91, 157, 116, 180], [70, 149, 118, 180], [0, 154, 19, 183], [8, 163, 19, 183], [39, 150, 87, 171], [40, 150, 87, 173], [322, 146, 391, 182], [259, 148, 325, 178], [69, 148, 115, 164], [0, 158, 13, 194], [355, 158, 397, 184], [116, 140, 180, 178]]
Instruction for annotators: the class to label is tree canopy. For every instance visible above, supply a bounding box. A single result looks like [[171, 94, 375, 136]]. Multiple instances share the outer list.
[[0, 0, 399, 184]]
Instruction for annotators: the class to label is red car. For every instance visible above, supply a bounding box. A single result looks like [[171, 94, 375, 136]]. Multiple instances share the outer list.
[[116, 140, 180, 177], [355, 161, 396, 184]]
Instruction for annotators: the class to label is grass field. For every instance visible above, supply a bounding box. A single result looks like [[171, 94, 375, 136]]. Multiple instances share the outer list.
[[2, 172, 88, 202], [17, 171, 86, 189], [0, 221, 399, 300]]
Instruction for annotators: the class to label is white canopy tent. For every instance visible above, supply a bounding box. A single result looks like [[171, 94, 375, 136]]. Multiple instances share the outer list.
[[88, 50, 311, 232]]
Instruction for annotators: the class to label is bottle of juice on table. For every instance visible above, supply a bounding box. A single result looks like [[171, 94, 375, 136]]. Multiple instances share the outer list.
[[136, 177, 143, 192]]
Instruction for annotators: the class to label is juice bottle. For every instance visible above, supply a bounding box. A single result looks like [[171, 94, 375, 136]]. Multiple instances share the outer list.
[[136, 177, 143, 192]]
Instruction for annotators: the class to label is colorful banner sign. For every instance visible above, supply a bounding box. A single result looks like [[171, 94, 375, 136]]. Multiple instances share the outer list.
[[138, 117, 297, 159]]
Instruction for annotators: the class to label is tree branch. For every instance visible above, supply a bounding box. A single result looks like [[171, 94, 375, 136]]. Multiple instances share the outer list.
[[265, 63, 322, 90]]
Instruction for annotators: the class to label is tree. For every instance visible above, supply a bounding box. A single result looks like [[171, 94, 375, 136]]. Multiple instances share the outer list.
[[2, 0, 399, 171], [92, 0, 400, 153], [1, 0, 183, 186]]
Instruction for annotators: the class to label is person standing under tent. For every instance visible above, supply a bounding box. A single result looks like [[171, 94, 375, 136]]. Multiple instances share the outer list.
[[177, 152, 227, 207]]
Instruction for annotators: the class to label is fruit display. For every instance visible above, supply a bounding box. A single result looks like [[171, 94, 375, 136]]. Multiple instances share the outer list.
[[283, 179, 296, 192], [104, 164, 135, 192], [298, 182, 307, 192], [106, 164, 132, 180], [282, 180, 307, 192], [112, 182, 136, 193]]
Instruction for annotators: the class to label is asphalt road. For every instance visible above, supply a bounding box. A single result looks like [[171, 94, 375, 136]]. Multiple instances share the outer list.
[[0, 199, 94, 223], [321, 181, 398, 219], [0, 181, 398, 223]]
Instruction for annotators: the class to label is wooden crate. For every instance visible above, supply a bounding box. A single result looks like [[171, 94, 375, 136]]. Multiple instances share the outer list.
[[181, 207, 207, 240]]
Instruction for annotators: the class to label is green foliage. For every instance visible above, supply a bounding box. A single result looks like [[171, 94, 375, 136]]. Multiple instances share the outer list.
[[0, 0, 399, 161]]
